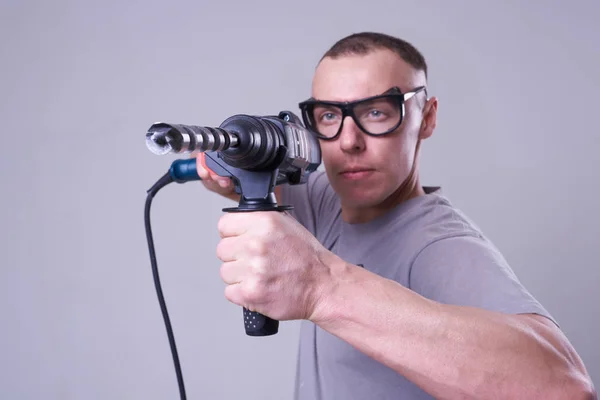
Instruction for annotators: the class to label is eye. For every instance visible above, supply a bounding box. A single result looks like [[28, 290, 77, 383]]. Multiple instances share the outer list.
[[314, 108, 341, 125], [363, 108, 387, 120], [322, 112, 336, 121]]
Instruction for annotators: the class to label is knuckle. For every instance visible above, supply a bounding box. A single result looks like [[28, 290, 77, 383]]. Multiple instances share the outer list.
[[261, 212, 282, 233], [250, 257, 268, 276], [197, 169, 208, 180], [261, 213, 277, 228], [247, 237, 267, 256], [244, 279, 263, 303], [196, 156, 208, 177]]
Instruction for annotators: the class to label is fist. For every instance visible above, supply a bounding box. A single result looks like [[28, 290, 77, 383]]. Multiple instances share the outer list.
[[216, 211, 338, 321]]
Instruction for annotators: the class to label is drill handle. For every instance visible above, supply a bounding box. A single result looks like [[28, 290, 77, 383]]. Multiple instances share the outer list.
[[243, 308, 279, 336], [169, 155, 290, 336]]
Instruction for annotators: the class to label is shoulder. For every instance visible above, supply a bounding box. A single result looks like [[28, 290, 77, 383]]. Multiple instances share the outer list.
[[392, 188, 510, 278], [405, 191, 554, 320], [405, 188, 507, 266], [420, 188, 483, 238], [396, 188, 486, 258]]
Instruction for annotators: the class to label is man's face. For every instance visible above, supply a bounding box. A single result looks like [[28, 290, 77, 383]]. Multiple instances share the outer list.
[[310, 49, 432, 210]]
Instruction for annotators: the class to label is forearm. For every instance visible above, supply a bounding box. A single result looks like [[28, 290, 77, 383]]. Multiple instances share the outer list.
[[311, 260, 592, 400]]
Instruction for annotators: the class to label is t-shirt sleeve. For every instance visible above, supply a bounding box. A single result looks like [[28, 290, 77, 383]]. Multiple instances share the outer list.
[[409, 234, 557, 326], [278, 170, 340, 239]]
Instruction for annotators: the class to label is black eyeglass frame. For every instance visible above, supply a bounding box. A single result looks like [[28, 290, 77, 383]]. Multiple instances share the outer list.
[[298, 86, 427, 140]]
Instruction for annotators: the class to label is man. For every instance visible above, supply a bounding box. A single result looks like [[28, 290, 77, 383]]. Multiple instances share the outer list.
[[197, 32, 595, 399]]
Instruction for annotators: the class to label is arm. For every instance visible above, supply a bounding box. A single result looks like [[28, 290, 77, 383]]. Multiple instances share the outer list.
[[310, 258, 596, 400], [215, 208, 595, 399]]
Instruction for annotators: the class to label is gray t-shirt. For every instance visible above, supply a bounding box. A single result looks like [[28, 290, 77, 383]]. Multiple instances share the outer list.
[[279, 170, 555, 400]]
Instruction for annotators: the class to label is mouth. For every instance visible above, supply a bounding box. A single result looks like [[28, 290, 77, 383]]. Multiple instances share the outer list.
[[339, 167, 375, 180]]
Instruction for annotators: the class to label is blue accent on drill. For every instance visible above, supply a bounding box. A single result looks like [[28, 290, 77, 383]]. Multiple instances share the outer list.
[[169, 158, 200, 183]]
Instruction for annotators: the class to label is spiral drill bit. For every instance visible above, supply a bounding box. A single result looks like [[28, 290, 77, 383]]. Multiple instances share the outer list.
[[146, 122, 239, 155]]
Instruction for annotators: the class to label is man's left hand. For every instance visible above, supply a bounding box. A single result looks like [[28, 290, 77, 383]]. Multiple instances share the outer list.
[[216, 211, 338, 321]]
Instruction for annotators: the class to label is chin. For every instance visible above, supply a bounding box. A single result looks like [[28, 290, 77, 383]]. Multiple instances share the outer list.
[[335, 183, 390, 209], [326, 168, 403, 206]]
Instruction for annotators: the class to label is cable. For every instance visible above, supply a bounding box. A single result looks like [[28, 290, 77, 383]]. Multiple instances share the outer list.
[[145, 171, 187, 400]]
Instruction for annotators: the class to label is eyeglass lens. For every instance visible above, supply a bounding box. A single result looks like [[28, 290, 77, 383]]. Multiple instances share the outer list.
[[308, 96, 401, 138]]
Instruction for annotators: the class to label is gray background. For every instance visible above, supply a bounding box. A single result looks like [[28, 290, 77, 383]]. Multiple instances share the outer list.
[[1, 0, 598, 399]]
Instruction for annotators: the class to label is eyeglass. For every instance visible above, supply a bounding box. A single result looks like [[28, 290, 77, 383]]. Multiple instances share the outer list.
[[298, 86, 427, 140]]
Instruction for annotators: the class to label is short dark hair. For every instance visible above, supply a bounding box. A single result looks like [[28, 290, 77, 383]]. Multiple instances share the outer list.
[[320, 32, 428, 79]]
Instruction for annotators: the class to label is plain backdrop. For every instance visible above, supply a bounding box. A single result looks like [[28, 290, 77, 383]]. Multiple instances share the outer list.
[[1, 0, 598, 399]]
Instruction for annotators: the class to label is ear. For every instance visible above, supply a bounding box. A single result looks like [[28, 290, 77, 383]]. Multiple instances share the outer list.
[[419, 96, 438, 140]]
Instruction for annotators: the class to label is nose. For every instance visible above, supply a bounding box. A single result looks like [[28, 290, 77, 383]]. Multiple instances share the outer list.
[[338, 116, 366, 154]]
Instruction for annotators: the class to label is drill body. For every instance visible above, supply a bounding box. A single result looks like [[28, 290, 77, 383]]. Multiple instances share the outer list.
[[146, 110, 322, 335]]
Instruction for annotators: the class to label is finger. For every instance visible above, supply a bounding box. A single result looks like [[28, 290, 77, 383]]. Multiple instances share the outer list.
[[208, 170, 220, 180], [195, 153, 210, 180], [197, 153, 226, 181], [208, 171, 232, 188], [224, 283, 244, 307], [219, 260, 246, 285], [218, 212, 251, 238], [217, 176, 233, 188], [216, 237, 238, 262]]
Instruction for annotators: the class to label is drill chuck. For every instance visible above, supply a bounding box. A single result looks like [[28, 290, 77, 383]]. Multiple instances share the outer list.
[[146, 123, 239, 155]]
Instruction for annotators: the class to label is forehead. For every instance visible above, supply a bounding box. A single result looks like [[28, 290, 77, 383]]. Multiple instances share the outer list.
[[311, 49, 424, 102]]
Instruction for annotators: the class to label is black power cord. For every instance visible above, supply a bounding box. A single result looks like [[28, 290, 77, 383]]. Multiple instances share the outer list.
[[144, 171, 187, 400]]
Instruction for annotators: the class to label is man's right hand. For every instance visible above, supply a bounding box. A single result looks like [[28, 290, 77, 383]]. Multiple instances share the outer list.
[[195, 153, 240, 202]]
